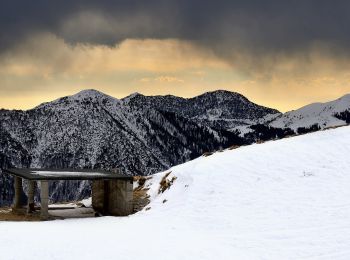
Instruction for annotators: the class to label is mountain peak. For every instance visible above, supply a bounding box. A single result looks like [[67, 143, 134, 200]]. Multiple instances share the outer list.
[[34, 89, 119, 110], [194, 90, 249, 102], [67, 89, 121, 104], [71, 89, 108, 99], [122, 92, 143, 100], [204, 89, 240, 95]]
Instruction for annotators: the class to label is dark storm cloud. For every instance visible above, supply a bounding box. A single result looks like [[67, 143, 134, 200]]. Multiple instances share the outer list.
[[1, 0, 350, 56]]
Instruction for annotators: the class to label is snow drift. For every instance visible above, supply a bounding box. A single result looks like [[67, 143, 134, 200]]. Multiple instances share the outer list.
[[1, 126, 350, 259]]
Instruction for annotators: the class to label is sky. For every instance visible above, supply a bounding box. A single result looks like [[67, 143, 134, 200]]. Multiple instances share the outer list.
[[1, 1, 350, 112]]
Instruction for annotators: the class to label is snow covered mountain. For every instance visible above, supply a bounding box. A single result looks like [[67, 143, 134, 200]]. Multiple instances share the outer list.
[[1, 89, 349, 205], [2, 89, 274, 205], [269, 94, 350, 132], [123, 90, 280, 131], [2, 125, 350, 260], [0, 89, 249, 173]]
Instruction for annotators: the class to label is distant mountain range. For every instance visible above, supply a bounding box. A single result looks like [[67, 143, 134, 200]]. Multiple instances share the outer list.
[[0, 89, 349, 205]]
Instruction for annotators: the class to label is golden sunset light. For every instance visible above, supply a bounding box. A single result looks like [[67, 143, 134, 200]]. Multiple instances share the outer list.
[[1, 33, 350, 111]]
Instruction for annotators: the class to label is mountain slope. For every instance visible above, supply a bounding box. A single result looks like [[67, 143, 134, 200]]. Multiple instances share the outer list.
[[0, 125, 31, 205], [269, 94, 350, 131], [0, 89, 248, 204], [123, 90, 280, 131], [1, 90, 244, 173], [2, 126, 350, 260], [2, 89, 349, 205]]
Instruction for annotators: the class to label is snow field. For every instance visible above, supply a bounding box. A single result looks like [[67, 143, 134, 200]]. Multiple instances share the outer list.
[[1, 126, 350, 259]]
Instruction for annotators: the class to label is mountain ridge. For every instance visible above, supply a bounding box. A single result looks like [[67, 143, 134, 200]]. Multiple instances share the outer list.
[[1, 89, 350, 205], [0, 89, 257, 205]]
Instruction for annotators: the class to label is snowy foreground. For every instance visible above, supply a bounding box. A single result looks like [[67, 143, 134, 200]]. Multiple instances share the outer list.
[[2, 127, 350, 260]]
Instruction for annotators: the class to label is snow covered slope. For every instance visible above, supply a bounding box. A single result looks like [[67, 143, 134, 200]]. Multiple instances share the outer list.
[[2, 126, 350, 260], [269, 94, 350, 131]]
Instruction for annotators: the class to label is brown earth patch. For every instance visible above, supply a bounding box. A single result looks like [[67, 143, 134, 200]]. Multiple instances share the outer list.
[[202, 151, 214, 157], [228, 145, 240, 150], [159, 172, 177, 194], [0, 208, 41, 221], [133, 176, 152, 213]]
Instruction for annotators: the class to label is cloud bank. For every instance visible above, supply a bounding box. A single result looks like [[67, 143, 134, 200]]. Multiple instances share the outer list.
[[1, 0, 350, 57], [1, 1, 350, 111]]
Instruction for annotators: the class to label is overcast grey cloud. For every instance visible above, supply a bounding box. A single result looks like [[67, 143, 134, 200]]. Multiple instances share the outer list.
[[1, 0, 350, 57], [2, 1, 350, 111]]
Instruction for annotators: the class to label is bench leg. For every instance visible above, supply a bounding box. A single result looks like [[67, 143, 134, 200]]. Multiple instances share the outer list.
[[13, 176, 23, 209], [27, 180, 35, 213], [40, 180, 49, 220]]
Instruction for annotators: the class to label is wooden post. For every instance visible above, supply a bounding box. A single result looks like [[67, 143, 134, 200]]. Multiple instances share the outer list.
[[27, 180, 35, 214], [40, 180, 49, 220], [13, 176, 23, 209]]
